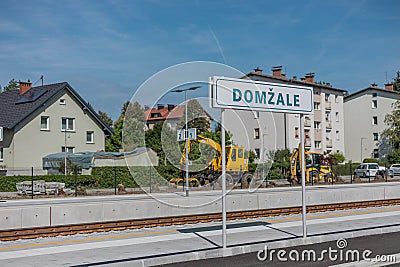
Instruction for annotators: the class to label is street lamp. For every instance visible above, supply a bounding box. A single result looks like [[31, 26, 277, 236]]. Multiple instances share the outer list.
[[360, 137, 367, 163], [172, 85, 201, 197]]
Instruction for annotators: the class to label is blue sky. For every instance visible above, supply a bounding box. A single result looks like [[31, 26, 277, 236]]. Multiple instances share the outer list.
[[0, 0, 399, 119]]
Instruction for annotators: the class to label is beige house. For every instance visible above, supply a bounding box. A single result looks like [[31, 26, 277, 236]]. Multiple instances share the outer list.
[[0, 81, 113, 173], [344, 83, 398, 162], [224, 66, 347, 162]]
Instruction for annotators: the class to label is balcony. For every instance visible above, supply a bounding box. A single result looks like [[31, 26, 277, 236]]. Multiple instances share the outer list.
[[314, 129, 322, 140], [304, 117, 311, 127], [326, 139, 332, 148], [325, 101, 332, 110], [305, 138, 312, 147], [326, 120, 332, 129], [314, 110, 322, 120]]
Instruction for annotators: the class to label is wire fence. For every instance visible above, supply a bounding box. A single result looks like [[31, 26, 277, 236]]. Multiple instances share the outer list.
[[0, 164, 399, 200]]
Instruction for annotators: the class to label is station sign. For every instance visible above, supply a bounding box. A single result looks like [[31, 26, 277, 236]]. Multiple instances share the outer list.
[[209, 76, 313, 114]]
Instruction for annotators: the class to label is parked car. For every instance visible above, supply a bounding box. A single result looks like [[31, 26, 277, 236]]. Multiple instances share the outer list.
[[389, 164, 400, 178], [354, 163, 380, 178]]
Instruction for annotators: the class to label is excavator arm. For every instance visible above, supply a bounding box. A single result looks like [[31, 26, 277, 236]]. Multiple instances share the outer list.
[[180, 134, 222, 170]]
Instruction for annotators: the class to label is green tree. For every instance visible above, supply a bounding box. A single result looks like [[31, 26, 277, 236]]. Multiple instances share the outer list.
[[383, 99, 400, 150], [177, 99, 210, 134], [328, 152, 345, 165], [387, 149, 400, 164], [105, 101, 145, 152], [3, 79, 19, 91], [267, 149, 291, 174], [98, 111, 113, 127]]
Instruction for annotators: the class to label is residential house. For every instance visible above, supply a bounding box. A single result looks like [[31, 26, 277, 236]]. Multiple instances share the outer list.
[[224, 66, 347, 162], [344, 83, 398, 162], [0, 81, 113, 173], [144, 104, 183, 130], [144, 103, 212, 131]]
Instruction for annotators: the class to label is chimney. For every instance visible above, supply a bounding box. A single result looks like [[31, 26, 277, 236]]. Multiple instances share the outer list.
[[157, 104, 164, 110], [305, 73, 315, 83], [371, 83, 378, 88], [292, 76, 297, 81], [254, 67, 263, 74], [300, 77, 306, 81], [167, 104, 175, 111], [385, 83, 394, 91], [272, 66, 282, 77], [19, 80, 32, 94]]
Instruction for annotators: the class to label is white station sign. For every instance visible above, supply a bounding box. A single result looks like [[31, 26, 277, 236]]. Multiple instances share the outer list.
[[210, 76, 313, 114]]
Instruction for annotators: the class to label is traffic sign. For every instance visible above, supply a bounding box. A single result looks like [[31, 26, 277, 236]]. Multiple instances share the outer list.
[[177, 128, 197, 141], [177, 129, 185, 141], [188, 128, 197, 140]]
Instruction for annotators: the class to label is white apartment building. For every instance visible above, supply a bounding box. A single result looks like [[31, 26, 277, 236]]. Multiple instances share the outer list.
[[224, 67, 346, 162], [344, 83, 398, 162]]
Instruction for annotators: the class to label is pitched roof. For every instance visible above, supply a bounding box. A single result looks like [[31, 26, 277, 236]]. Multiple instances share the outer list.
[[144, 105, 185, 122], [0, 82, 113, 135]]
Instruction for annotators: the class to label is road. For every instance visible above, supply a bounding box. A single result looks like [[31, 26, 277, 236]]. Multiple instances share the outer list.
[[2, 206, 400, 266]]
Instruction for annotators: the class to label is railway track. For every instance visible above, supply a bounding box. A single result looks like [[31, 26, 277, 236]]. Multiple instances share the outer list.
[[1, 198, 400, 241]]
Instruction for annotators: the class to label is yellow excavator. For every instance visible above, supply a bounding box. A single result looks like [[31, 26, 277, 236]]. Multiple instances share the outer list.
[[290, 144, 336, 183], [170, 135, 253, 187]]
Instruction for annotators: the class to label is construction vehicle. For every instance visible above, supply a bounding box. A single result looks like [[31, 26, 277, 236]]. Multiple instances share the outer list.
[[290, 144, 336, 183], [170, 135, 253, 187]]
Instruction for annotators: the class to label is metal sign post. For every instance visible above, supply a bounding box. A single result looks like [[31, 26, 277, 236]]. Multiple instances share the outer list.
[[300, 114, 307, 238], [209, 76, 313, 246], [221, 108, 227, 249]]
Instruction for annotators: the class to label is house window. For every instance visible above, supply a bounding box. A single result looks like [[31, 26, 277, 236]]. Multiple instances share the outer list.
[[86, 131, 94, 143], [314, 121, 321, 129], [325, 111, 331, 121], [0, 147, 3, 161], [326, 130, 331, 141], [336, 130, 340, 140], [314, 141, 321, 149], [295, 127, 299, 138], [313, 102, 320, 110], [41, 116, 49, 130], [151, 113, 161, 118], [373, 149, 379, 159], [62, 118, 75, 131], [372, 93, 377, 97], [255, 148, 260, 158], [335, 95, 339, 103], [59, 99, 66, 105], [372, 100, 377, 109], [373, 132, 379, 141], [373, 116, 378, 125], [254, 128, 260, 139], [335, 112, 339, 122], [325, 94, 330, 102], [61, 146, 75, 153]]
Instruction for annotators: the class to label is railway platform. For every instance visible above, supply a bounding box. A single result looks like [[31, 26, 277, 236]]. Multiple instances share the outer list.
[[0, 205, 400, 266]]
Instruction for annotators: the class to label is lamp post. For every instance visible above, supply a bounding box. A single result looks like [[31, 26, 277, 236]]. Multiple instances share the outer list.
[[64, 129, 67, 176], [172, 86, 201, 197], [360, 137, 367, 163]]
